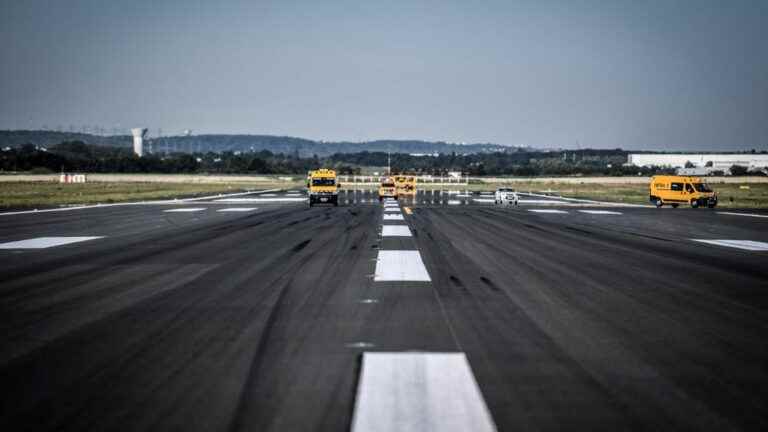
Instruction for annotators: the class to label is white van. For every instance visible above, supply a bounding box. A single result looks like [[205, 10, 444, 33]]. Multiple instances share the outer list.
[[494, 188, 519, 205]]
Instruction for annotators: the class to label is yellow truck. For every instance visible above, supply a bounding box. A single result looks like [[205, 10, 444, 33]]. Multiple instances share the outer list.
[[393, 175, 417, 198], [378, 177, 397, 201], [307, 169, 339, 207], [649, 175, 717, 208]]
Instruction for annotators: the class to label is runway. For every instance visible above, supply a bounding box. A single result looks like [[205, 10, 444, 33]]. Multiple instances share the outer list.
[[1, 189, 767, 431]]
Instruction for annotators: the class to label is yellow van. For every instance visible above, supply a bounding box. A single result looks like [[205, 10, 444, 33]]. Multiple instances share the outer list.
[[393, 175, 416, 198], [649, 175, 717, 208], [307, 169, 339, 206], [378, 177, 397, 201]]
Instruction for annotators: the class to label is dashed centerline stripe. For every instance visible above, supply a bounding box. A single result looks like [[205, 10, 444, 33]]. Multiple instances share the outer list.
[[381, 225, 412, 237], [351, 352, 497, 432], [374, 250, 431, 281]]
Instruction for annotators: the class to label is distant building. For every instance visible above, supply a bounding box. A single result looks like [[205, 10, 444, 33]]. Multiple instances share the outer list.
[[627, 153, 768, 174]]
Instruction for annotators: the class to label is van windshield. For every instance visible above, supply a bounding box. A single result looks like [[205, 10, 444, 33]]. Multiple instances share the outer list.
[[693, 183, 712, 192], [312, 178, 335, 186]]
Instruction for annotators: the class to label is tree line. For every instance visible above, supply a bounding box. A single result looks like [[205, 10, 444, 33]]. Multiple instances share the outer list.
[[2, 140, 758, 177]]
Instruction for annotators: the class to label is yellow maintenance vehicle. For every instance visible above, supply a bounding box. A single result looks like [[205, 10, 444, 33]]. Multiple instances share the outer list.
[[393, 175, 417, 198], [378, 176, 397, 201], [307, 169, 339, 207], [649, 175, 717, 208]]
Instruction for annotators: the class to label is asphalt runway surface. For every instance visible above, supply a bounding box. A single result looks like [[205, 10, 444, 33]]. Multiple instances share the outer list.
[[1, 189, 767, 431]]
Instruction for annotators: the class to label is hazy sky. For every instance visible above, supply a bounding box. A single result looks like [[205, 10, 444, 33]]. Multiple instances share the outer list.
[[1, 0, 766, 150]]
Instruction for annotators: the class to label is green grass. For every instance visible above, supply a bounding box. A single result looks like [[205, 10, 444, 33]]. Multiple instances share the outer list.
[[0, 182, 283, 209]]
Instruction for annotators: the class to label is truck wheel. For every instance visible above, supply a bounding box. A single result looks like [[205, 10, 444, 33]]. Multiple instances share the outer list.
[[655, 198, 663, 208], [671, 203, 679, 208], [691, 200, 699, 208]]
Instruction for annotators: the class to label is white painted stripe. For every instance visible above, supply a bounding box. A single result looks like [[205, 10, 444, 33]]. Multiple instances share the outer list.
[[383, 214, 405, 220], [384, 208, 402, 213], [0, 189, 282, 216], [0, 236, 104, 249], [214, 197, 306, 202], [472, 198, 496, 203], [717, 212, 768, 219], [351, 352, 497, 432], [691, 239, 768, 251], [578, 210, 622, 215], [382, 225, 412, 237], [448, 200, 461, 205], [528, 209, 568, 214], [216, 207, 257, 212], [518, 199, 571, 204], [260, 193, 278, 197], [163, 208, 207, 213], [455, 194, 471, 198], [374, 250, 431, 281], [285, 193, 303, 197]]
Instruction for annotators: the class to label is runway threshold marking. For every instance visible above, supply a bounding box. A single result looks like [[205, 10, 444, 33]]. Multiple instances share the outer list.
[[374, 250, 431, 281], [691, 239, 768, 251], [381, 225, 412, 237], [351, 352, 497, 432], [0, 236, 104, 249], [717, 212, 768, 219], [217, 208, 257, 212], [163, 208, 206, 212], [383, 214, 405, 220]]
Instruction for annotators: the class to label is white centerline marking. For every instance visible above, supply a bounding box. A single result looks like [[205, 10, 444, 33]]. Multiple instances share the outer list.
[[381, 225, 412, 237], [578, 210, 623, 215], [217, 208, 257, 212], [374, 250, 431, 281], [384, 208, 402, 213], [383, 214, 405, 220], [472, 198, 495, 203], [351, 352, 497, 432], [0, 236, 104, 249], [717, 212, 768, 219], [691, 239, 768, 251], [528, 209, 568, 214], [163, 208, 206, 213]]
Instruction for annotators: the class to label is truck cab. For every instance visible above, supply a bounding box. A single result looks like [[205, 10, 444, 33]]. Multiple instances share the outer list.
[[378, 177, 397, 201], [308, 169, 339, 207], [649, 175, 717, 208]]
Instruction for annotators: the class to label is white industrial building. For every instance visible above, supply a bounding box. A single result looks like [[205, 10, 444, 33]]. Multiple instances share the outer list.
[[627, 153, 768, 172], [131, 128, 148, 157]]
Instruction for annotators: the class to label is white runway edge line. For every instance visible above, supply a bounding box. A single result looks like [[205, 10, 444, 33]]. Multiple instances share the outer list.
[[216, 208, 257, 212], [0, 189, 281, 217], [528, 209, 569, 214], [578, 210, 623, 215], [717, 212, 768, 219], [381, 225, 412, 237], [351, 352, 497, 432], [374, 250, 431, 281], [214, 197, 307, 203], [383, 214, 404, 220], [0, 236, 104, 249], [163, 208, 206, 213], [691, 239, 768, 251]]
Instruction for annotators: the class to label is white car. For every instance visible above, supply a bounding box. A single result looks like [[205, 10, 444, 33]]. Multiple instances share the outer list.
[[494, 188, 519, 205]]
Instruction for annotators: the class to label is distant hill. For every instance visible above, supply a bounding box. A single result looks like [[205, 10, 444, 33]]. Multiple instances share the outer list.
[[0, 130, 524, 157]]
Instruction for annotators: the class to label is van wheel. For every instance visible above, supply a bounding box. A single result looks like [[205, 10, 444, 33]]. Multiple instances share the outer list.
[[655, 199, 663, 208], [691, 200, 699, 208], [671, 203, 679, 208]]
